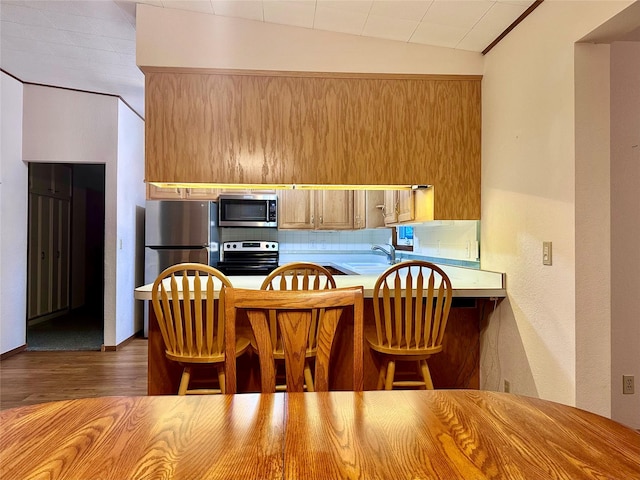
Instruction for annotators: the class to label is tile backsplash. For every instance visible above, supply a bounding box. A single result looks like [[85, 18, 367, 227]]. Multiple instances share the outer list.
[[220, 220, 480, 268], [220, 228, 391, 252]]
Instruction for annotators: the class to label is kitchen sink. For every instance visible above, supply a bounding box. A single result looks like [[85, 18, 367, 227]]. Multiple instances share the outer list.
[[341, 263, 390, 275]]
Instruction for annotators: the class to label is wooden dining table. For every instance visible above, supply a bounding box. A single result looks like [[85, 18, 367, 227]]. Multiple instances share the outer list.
[[1, 390, 639, 480]]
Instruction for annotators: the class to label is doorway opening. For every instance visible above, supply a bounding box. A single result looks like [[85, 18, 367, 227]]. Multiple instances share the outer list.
[[26, 163, 105, 351]]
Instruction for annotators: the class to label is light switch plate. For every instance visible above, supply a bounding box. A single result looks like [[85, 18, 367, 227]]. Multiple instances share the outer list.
[[543, 241, 552, 266]]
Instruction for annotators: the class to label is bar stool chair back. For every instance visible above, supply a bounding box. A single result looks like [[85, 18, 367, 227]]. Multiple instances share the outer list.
[[260, 262, 337, 391], [151, 263, 250, 395], [367, 261, 453, 390], [223, 286, 364, 394]]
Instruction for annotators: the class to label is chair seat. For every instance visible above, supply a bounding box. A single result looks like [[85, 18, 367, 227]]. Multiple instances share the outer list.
[[166, 336, 251, 364], [366, 333, 443, 359]]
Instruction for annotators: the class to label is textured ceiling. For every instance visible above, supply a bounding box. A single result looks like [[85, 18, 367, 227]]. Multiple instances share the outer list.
[[1, 0, 536, 117]]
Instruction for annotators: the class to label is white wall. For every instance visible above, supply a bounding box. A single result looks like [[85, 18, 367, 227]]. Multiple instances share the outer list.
[[115, 101, 145, 344], [610, 41, 640, 428], [20, 85, 145, 348], [575, 43, 612, 417], [136, 3, 483, 74], [481, 0, 632, 410], [22, 85, 119, 347], [0, 72, 27, 354]]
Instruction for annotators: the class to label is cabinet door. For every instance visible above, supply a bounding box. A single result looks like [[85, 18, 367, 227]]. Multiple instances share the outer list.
[[383, 191, 398, 224], [147, 184, 186, 199], [28, 195, 53, 319], [278, 190, 315, 229], [364, 191, 386, 228], [397, 190, 415, 223], [354, 191, 366, 229], [51, 198, 70, 311], [52, 165, 72, 198], [316, 190, 353, 230], [30, 164, 53, 196], [28, 194, 71, 319], [29, 164, 72, 198], [185, 188, 221, 200]]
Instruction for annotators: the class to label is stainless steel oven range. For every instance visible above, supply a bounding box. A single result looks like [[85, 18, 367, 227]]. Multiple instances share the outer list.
[[216, 241, 279, 276]]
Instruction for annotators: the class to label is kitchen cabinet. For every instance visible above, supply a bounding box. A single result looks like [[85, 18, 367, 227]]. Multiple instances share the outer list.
[[147, 184, 221, 200], [278, 190, 354, 230], [354, 191, 385, 229], [383, 191, 399, 224], [382, 189, 433, 225], [397, 191, 415, 223], [146, 186, 277, 200], [29, 164, 71, 199], [27, 194, 70, 320], [278, 190, 314, 229], [144, 70, 481, 220]]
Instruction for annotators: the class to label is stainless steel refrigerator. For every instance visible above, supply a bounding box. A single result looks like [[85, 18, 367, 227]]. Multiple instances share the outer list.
[[143, 200, 219, 336]]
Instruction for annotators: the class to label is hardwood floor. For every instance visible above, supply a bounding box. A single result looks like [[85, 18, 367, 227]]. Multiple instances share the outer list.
[[0, 338, 147, 410]]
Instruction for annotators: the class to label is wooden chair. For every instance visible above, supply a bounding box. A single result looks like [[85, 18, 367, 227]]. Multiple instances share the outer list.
[[366, 261, 453, 390], [259, 262, 336, 391], [151, 263, 250, 395], [223, 286, 364, 394]]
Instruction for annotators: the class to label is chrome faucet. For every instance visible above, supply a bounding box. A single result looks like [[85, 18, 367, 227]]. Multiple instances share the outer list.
[[371, 244, 396, 265]]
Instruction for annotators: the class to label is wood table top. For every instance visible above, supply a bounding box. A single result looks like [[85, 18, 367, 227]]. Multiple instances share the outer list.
[[1, 390, 638, 480]]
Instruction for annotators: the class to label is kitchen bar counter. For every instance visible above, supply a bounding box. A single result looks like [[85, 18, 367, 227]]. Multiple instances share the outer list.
[[135, 265, 505, 395], [133, 263, 505, 301]]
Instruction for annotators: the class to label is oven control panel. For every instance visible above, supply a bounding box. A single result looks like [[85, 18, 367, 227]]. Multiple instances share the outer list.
[[222, 241, 279, 252]]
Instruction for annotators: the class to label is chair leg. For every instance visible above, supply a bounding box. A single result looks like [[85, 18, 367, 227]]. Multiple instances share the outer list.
[[376, 360, 388, 390], [384, 360, 396, 390], [303, 361, 314, 392], [419, 360, 434, 390], [178, 366, 191, 395], [217, 365, 226, 394]]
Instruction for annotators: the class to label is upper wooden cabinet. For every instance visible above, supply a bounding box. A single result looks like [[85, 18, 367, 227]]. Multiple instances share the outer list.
[[144, 69, 481, 220], [382, 190, 416, 225], [147, 184, 221, 200], [30, 164, 72, 199], [279, 190, 354, 230], [354, 191, 385, 229], [278, 190, 314, 229]]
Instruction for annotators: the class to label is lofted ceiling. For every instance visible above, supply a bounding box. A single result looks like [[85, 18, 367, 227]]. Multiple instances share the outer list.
[[1, 0, 537, 117]]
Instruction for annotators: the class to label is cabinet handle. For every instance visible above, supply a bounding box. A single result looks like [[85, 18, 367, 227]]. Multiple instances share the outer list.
[[311, 215, 314, 224], [41, 252, 45, 260], [320, 216, 323, 224], [57, 251, 60, 259]]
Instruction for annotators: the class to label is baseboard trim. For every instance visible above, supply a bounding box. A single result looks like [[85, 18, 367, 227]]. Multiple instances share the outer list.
[[101, 331, 143, 352], [0, 344, 27, 361]]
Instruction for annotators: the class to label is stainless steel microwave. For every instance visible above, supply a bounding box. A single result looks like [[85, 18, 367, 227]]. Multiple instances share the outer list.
[[218, 193, 278, 228]]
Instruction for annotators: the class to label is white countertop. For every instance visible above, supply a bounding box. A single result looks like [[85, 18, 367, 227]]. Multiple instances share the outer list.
[[134, 262, 505, 301]]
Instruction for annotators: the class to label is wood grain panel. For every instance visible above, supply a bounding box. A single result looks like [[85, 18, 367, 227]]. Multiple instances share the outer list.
[[278, 189, 314, 229], [0, 394, 285, 480], [147, 298, 481, 394], [283, 391, 640, 480], [316, 190, 354, 230], [145, 71, 481, 219], [145, 73, 242, 183]]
